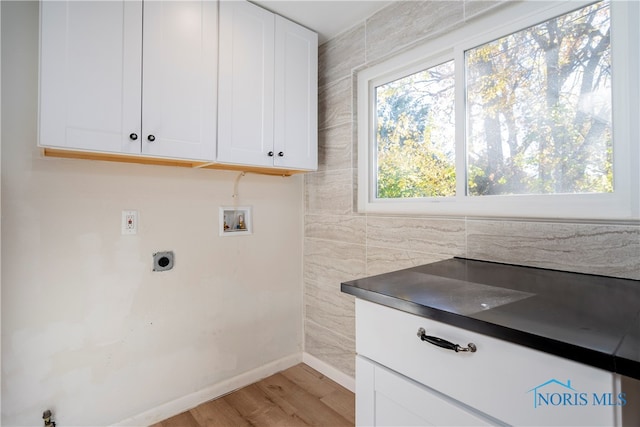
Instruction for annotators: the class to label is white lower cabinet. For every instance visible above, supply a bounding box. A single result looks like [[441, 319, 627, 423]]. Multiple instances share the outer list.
[[355, 299, 622, 426], [357, 356, 495, 426]]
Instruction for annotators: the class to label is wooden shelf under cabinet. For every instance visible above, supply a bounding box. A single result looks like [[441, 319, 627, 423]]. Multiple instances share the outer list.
[[42, 148, 303, 177]]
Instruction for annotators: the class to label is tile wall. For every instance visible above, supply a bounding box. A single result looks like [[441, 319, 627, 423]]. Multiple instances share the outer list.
[[304, 0, 640, 378]]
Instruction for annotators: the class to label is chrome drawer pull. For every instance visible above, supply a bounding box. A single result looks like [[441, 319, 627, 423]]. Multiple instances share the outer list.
[[417, 327, 477, 353]]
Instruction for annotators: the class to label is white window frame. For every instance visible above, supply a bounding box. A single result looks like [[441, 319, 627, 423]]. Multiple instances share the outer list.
[[357, 0, 640, 220]]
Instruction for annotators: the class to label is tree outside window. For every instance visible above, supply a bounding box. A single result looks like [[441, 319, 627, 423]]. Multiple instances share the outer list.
[[466, 1, 611, 196], [374, 1, 612, 199]]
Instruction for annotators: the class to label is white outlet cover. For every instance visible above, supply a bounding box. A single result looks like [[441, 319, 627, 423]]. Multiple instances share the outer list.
[[122, 210, 138, 235]]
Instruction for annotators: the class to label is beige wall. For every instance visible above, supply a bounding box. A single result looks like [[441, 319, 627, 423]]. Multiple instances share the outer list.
[[1, 2, 304, 425], [304, 0, 640, 378]]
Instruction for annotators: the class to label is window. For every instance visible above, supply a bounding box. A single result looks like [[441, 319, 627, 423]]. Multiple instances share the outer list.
[[466, 2, 612, 197], [358, 0, 639, 220], [375, 60, 455, 198]]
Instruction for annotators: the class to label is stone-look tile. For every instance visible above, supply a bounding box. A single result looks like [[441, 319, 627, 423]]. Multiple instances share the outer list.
[[319, 23, 365, 87], [350, 71, 359, 120], [366, 246, 450, 276], [303, 0, 640, 384], [352, 168, 360, 214], [305, 169, 353, 215], [365, 1, 464, 63], [366, 216, 466, 257], [318, 123, 352, 172], [304, 238, 366, 286], [306, 280, 355, 341], [467, 220, 640, 280], [305, 214, 366, 245], [303, 237, 363, 342], [318, 77, 353, 130], [305, 320, 356, 377], [464, 0, 510, 21], [351, 109, 359, 170]]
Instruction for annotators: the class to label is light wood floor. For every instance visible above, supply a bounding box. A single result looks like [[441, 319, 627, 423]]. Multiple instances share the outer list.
[[151, 364, 355, 427]]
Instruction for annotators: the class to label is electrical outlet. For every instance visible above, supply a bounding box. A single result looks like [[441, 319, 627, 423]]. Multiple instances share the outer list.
[[153, 251, 174, 271], [122, 210, 138, 235]]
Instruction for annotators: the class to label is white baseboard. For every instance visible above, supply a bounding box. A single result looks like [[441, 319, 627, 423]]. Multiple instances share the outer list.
[[112, 353, 302, 427], [302, 352, 355, 393]]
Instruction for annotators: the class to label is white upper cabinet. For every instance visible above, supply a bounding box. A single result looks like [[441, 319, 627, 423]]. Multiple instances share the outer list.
[[141, 1, 217, 160], [39, 1, 142, 154], [273, 16, 318, 170], [217, 1, 275, 167], [39, 0, 218, 161], [218, 0, 318, 171]]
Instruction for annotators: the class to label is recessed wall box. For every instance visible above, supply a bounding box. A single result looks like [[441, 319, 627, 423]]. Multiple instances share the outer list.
[[219, 206, 252, 236], [153, 251, 174, 271]]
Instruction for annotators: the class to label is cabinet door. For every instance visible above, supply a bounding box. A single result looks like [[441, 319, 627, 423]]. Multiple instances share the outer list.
[[217, 0, 275, 167], [39, 1, 142, 154], [357, 356, 495, 426], [274, 16, 318, 171], [142, 0, 217, 161], [356, 299, 620, 426]]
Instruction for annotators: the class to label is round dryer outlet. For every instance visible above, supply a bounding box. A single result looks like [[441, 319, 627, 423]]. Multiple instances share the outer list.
[[153, 251, 174, 272]]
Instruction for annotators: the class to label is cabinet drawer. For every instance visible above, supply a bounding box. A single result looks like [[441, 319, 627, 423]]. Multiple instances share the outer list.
[[357, 355, 495, 426], [356, 299, 621, 426]]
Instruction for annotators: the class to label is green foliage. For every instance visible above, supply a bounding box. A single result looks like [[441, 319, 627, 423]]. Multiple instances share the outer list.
[[377, 138, 456, 198], [466, 0, 612, 196], [375, 61, 456, 199], [375, 1, 613, 199]]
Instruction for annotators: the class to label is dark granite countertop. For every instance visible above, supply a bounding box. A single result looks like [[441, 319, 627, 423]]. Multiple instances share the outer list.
[[341, 257, 640, 380]]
